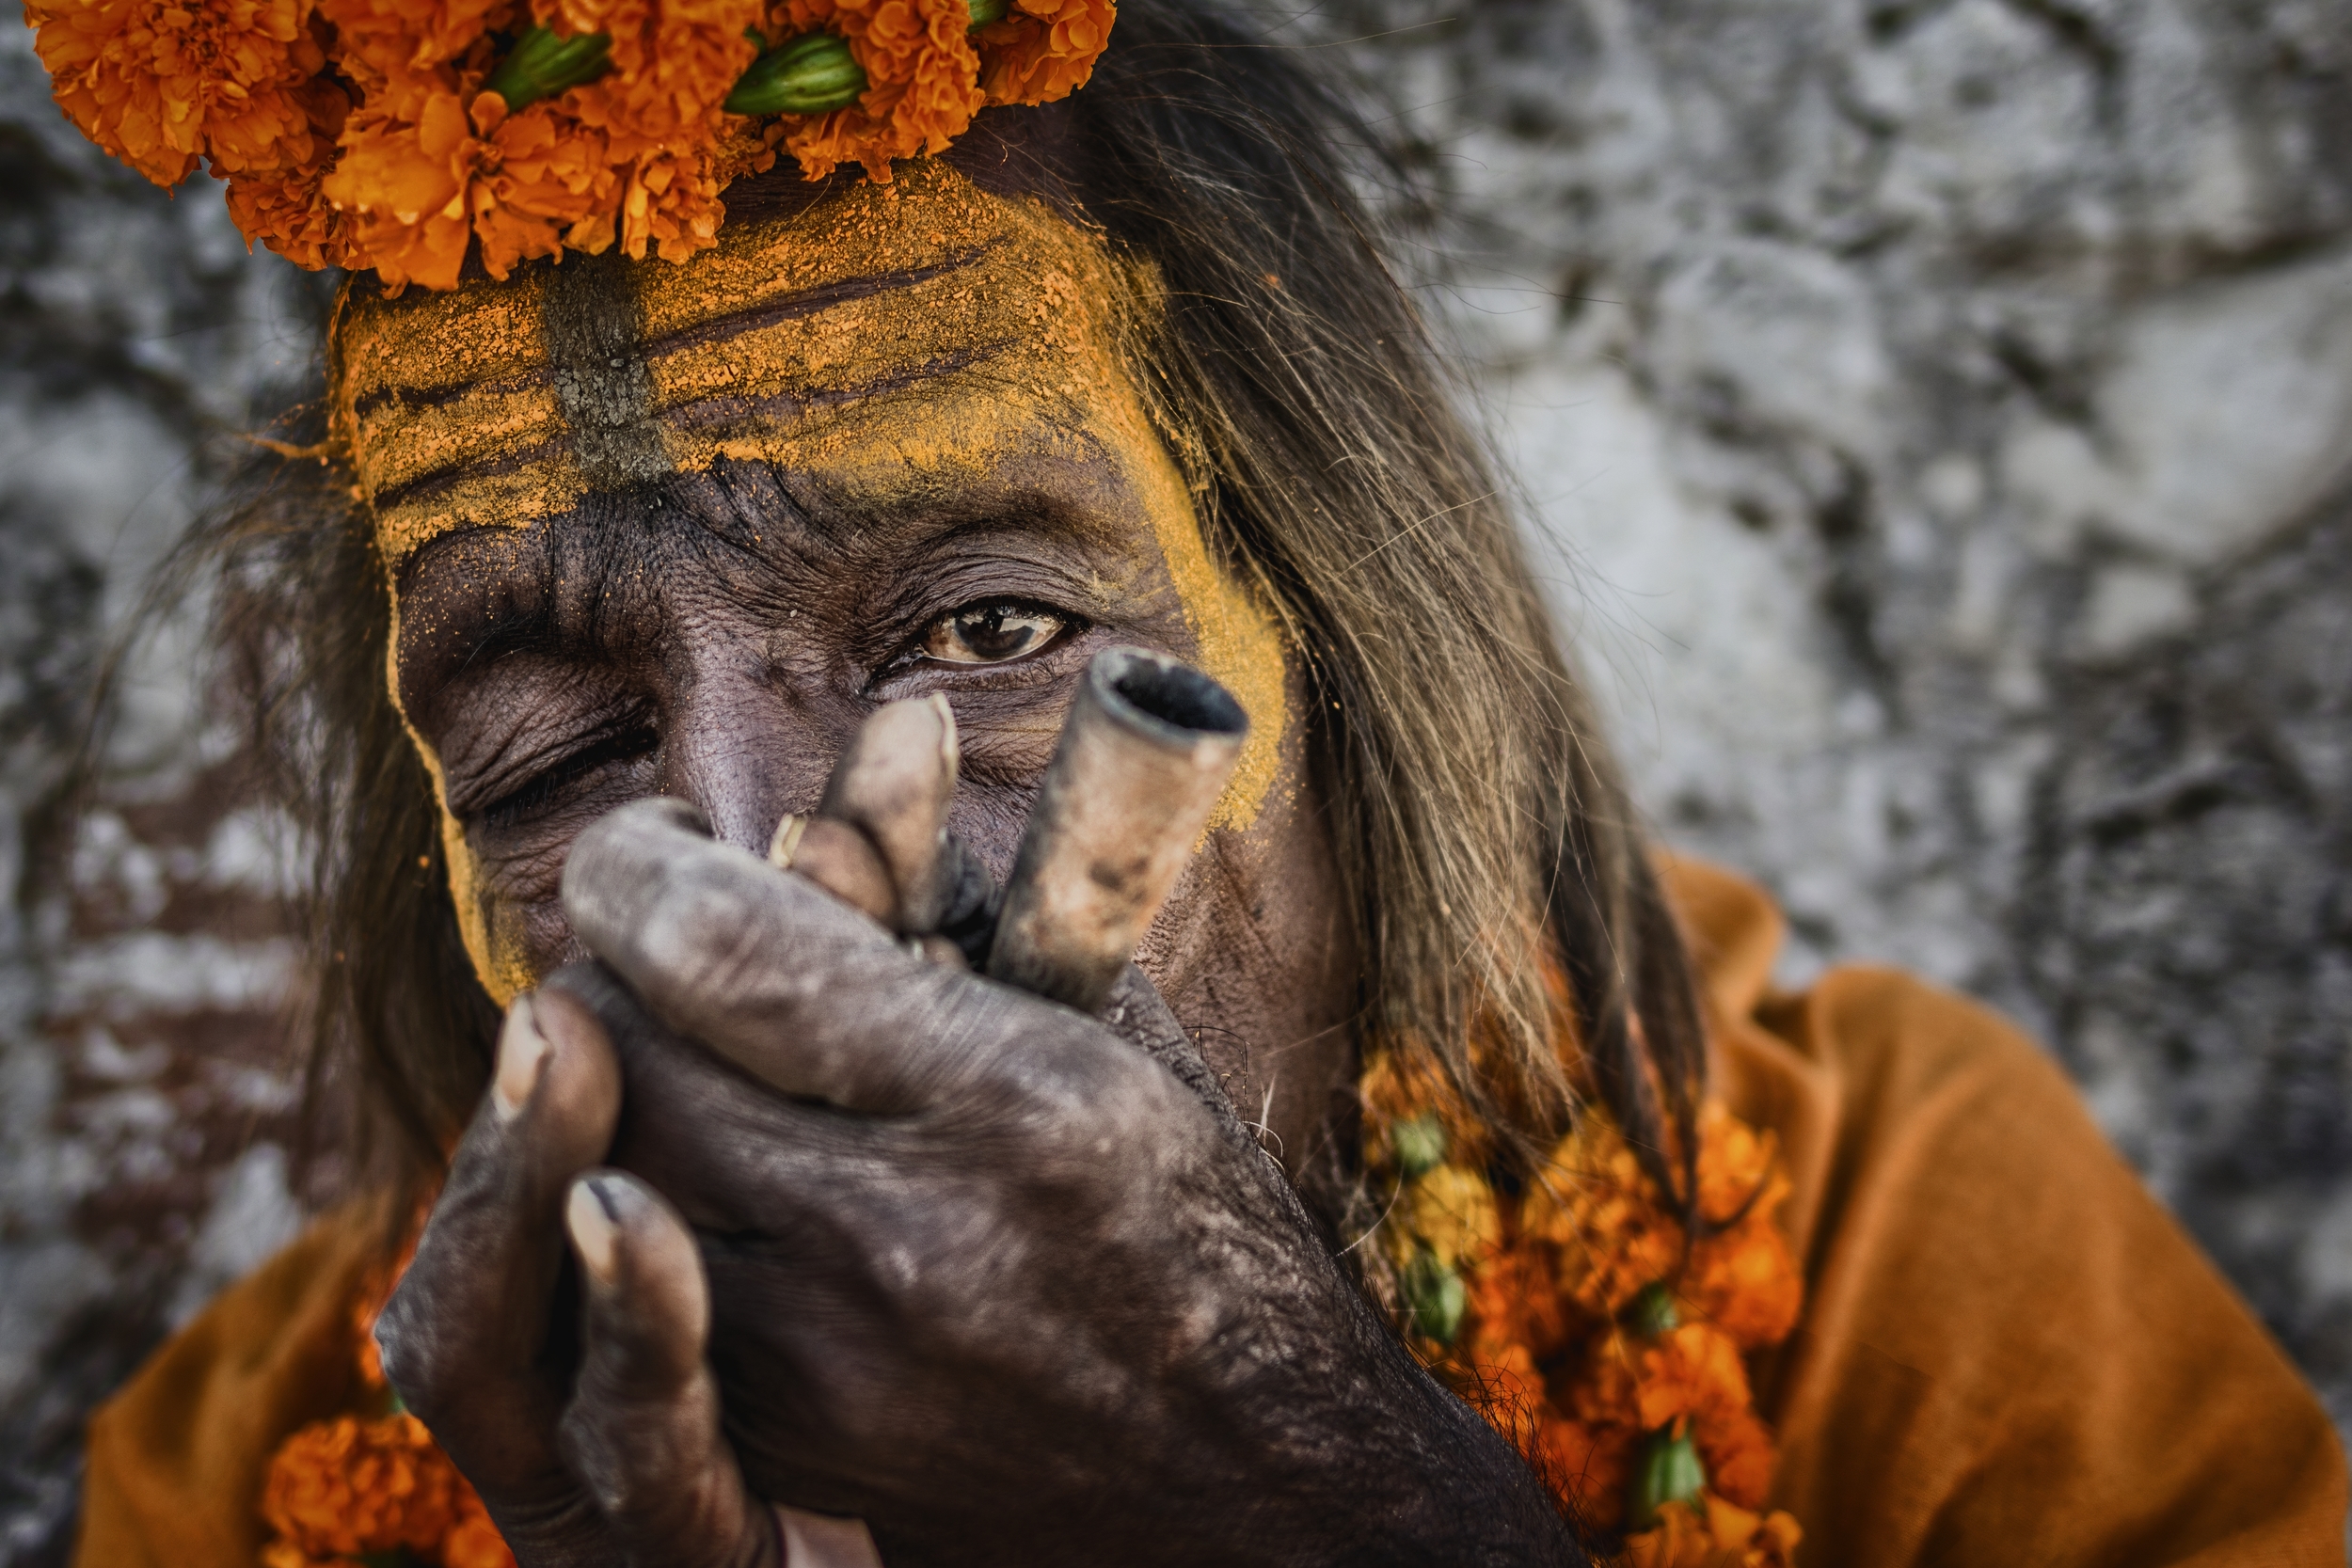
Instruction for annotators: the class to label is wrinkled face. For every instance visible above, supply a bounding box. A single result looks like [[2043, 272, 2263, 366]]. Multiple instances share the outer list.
[[352, 163, 1354, 1159]]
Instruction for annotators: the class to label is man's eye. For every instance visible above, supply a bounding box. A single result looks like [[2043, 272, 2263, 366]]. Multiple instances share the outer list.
[[474, 726, 658, 832], [917, 602, 1070, 665]]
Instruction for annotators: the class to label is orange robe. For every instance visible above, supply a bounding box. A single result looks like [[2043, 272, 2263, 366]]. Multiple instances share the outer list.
[[72, 861, 2348, 1565]]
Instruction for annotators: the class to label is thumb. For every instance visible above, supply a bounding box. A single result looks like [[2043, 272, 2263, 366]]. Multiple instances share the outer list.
[[1099, 964, 1256, 1153]]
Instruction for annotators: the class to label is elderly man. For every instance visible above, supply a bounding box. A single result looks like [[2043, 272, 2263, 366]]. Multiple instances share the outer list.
[[40, 0, 2345, 1562]]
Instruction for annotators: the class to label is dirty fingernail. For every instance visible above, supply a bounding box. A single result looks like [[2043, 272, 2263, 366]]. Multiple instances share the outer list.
[[492, 993, 552, 1122], [566, 1177, 619, 1284], [769, 812, 807, 869]]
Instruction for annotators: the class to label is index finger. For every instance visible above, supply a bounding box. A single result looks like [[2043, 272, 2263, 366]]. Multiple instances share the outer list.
[[562, 798, 1048, 1114]]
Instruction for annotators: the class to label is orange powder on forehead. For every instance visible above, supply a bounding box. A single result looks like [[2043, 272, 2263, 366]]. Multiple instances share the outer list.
[[344, 165, 1289, 996], [334, 270, 581, 566]]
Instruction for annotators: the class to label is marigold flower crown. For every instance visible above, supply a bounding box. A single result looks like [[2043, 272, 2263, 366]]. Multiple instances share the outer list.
[[24, 0, 1114, 290]]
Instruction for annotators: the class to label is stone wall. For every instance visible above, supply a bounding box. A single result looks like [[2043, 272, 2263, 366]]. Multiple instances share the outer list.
[[2, 0, 2348, 1557], [1315, 0, 2352, 1439], [0, 22, 329, 1558]]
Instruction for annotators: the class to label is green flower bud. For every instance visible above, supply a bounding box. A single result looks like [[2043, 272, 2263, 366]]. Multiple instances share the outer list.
[[1402, 1246, 1467, 1345], [966, 0, 1009, 24], [1627, 1281, 1679, 1337], [1391, 1112, 1447, 1178], [485, 24, 612, 112], [725, 33, 868, 117], [1627, 1427, 1708, 1530]]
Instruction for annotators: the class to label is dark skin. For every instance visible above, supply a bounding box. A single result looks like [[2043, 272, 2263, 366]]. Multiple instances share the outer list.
[[374, 179, 1582, 1566]]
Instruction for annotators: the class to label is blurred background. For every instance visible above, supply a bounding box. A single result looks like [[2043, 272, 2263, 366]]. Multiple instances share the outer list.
[[2, 0, 2349, 1558]]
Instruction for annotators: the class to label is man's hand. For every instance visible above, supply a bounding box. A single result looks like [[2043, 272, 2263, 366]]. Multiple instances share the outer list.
[[553, 800, 1579, 1567]]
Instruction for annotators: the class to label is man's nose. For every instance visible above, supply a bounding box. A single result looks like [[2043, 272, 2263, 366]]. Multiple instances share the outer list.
[[657, 664, 845, 858]]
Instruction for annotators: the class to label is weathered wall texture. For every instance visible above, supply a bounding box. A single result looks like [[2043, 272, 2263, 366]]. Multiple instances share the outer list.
[[0, 21, 328, 1560], [1318, 0, 2352, 1440], [1, 0, 2348, 1558]]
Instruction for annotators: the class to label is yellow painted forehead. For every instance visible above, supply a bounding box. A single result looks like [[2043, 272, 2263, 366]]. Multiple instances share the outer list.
[[332, 163, 1138, 568]]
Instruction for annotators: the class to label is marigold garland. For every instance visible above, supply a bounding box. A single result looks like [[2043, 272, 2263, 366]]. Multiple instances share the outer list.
[[1361, 1038, 1806, 1564], [25, 0, 1115, 285], [258, 1242, 516, 1568]]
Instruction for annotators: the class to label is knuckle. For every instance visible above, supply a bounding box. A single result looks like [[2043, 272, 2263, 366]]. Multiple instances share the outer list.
[[373, 1288, 457, 1421], [1009, 1033, 1172, 1180], [554, 1402, 628, 1513], [638, 870, 763, 980]]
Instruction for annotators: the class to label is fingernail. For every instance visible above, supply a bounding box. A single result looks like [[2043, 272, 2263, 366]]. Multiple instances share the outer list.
[[492, 994, 552, 1123], [566, 1177, 619, 1284], [768, 812, 808, 869], [927, 692, 960, 774]]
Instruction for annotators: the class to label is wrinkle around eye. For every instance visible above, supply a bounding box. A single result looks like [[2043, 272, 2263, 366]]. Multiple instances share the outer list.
[[472, 724, 661, 832], [426, 653, 650, 824]]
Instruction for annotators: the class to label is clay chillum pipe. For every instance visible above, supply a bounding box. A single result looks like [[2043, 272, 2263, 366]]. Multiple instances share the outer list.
[[986, 646, 1249, 1014], [771, 647, 1248, 1013]]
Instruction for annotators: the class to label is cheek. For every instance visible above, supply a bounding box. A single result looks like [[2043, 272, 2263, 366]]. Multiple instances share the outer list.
[[1133, 659, 1324, 1006], [420, 762, 547, 1007], [461, 831, 587, 1000], [1116, 442, 1292, 834], [389, 608, 553, 1007]]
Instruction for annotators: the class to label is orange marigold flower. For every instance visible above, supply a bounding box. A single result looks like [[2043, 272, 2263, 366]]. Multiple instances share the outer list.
[[227, 160, 358, 268], [262, 1413, 462, 1558], [1632, 1323, 1753, 1434], [1624, 1496, 1802, 1568], [973, 0, 1110, 107], [1532, 1413, 1634, 1530], [1464, 1244, 1575, 1365], [1406, 1163, 1502, 1272], [320, 0, 753, 278], [323, 0, 513, 84], [545, 0, 760, 146], [1564, 1323, 1756, 1441], [322, 85, 484, 289], [1559, 1323, 1779, 1517], [443, 1490, 519, 1568], [468, 94, 624, 275], [616, 139, 731, 261], [1694, 1402, 1778, 1513], [216, 64, 354, 266], [28, 0, 334, 185], [1359, 1039, 1493, 1175], [1692, 1101, 1778, 1227], [532, 0, 757, 263], [1684, 1212, 1800, 1352], [772, 0, 985, 182], [1520, 1117, 1684, 1321], [260, 1545, 368, 1568]]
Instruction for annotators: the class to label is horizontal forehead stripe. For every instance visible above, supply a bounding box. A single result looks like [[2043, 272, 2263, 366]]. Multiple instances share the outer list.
[[639, 246, 995, 364], [369, 435, 573, 519], [349, 365, 553, 425], [656, 343, 1012, 437]]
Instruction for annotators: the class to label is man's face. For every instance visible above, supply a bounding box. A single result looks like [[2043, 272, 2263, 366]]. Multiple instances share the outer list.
[[358, 163, 1354, 1160]]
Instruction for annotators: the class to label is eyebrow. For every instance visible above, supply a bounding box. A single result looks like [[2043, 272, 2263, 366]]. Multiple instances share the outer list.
[[398, 512, 650, 705]]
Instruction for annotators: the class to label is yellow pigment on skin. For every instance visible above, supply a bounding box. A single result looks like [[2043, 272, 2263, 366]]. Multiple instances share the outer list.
[[383, 596, 534, 1006], [344, 164, 1288, 996], [336, 271, 582, 563]]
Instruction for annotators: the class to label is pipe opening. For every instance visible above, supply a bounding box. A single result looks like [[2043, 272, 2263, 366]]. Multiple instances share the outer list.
[[1102, 655, 1248, 738]]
